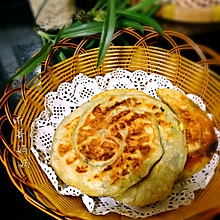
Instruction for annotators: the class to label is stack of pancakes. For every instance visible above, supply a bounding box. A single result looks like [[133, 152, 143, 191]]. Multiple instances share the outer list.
[[50, 88, 218, 207]]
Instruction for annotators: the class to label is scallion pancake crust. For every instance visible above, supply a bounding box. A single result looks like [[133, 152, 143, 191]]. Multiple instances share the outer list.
[[50, 89, 186, 199]]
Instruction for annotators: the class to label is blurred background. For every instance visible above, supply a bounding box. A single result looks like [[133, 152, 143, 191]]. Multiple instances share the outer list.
[[0, 0, 219, 219]]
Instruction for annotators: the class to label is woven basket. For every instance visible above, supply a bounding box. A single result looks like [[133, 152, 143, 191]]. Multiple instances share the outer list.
[[1, 26, 220, 219]]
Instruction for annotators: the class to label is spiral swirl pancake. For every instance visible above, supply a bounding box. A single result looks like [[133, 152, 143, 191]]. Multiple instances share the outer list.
[[50, 89, 187, 201]]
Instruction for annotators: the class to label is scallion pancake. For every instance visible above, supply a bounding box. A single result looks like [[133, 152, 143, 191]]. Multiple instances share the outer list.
[[156, 88, 218, 181]]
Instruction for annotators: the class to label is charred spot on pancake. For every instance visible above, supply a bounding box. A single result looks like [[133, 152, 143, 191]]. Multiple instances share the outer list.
[[109, 125, 123, 141], [66, 158, 73, 165], [78, 139, 118, 162], [58, 144, 72, 157], [123, 145, 136, 154], [177, 109, 201, 147], [109, 96, 115, 102], [103, 164, 112, 172], [81, 104, 107, 129], [105, 97, 142, 112], [152, 105, 159, 110], [206, 140, 218, 156], [130, 126, 145, 136], [115, 132, 123, 140], [75, 164, 88, 173], [107, 110, 131, 125], [119, 122, 126, 129], [185, 128, 200, 146], [122, 168, 129, 176], [112, 176, 120, 184], [139, 136, 151, 144], [154, 112, 163, 118], [127, 156, 132, 160], [124, 112, 150, 126], [160, 106, 165, 112], [132, 158, 140, 170], [158, 119, 169, 127], [139, 145, 151, 154], [106, 99, 127, 111], [92, 104, 103, 115], [110, 124, 119, 133], [65, 155, 78, 165]]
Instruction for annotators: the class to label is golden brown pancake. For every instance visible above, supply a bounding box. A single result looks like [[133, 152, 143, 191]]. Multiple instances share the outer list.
[[156, 88, 218, 181], [50, 89, 187, 200]]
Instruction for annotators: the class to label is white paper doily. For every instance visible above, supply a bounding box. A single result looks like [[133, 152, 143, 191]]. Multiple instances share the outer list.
[[30, 68, 220, 219]]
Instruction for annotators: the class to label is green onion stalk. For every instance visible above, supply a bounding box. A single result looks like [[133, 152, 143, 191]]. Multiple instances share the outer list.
[[9, 0, 162, 82]]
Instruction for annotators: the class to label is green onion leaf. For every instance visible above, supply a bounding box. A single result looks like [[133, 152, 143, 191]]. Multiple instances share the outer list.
[[8, 42, 52, 82], [117, 19, 144, 33], [97, 0, 116, 67], [115, 35, 130, 46], [62, 22, 104, 38], [118, 10, 163, 35], [36, 29, 56, 41], [146, 4, 161, 16], [68, 21, 83, 28], [116, 0, 130, 10], [94, 0, 107, 11], [55, 26, 66, 44], [57, 49, 67, 62], [126, 0, 157, 12], [85, 38, 98, 49]]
